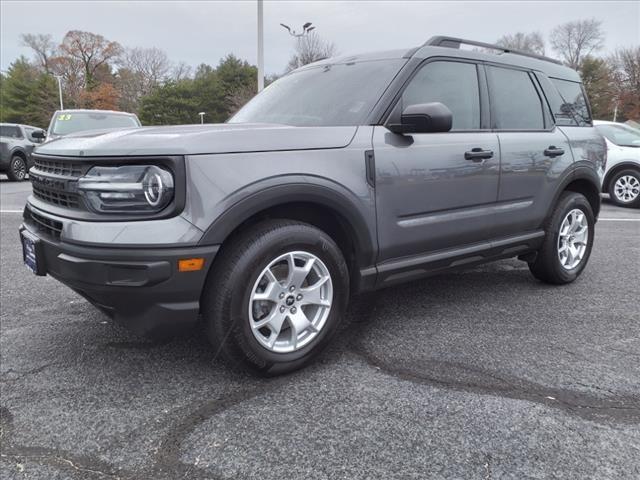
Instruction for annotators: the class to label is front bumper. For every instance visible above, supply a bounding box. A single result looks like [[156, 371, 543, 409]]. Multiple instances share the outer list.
[[20, 218, 219, 338]]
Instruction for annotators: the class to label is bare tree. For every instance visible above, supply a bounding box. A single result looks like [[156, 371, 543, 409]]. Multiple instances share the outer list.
[[21, 33, 57, 73], [59, 30, 123, 88], [550, 19, 604, 68], [123, 47, 172, 93], [608, 47, 640, 120], [171, 61, 193, 81], [496, 32, 545, 55], [286, 32, 336, 72]]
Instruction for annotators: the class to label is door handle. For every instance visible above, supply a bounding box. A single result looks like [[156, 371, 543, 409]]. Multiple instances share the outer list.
[[544, 146, 565, 158], [464, 148, 494, 162]]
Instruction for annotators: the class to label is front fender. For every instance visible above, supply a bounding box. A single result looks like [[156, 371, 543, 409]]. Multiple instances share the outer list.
[[197, 176, 377, 268]]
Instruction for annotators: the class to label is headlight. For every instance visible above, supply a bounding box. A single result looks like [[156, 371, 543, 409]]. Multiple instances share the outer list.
[[78, 165, 174, 213]]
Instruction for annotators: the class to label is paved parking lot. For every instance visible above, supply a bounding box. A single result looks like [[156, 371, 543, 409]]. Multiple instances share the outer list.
[[1, 178, 639, 479]]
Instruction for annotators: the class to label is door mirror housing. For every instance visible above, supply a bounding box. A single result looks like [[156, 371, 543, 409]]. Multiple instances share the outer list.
[[31, 129, 46, 141], [388, 102, 453, 134]]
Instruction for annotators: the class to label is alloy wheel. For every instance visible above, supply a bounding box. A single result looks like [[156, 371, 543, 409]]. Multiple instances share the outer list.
[[613, 175, 640, 203], [249, 251, 333, 353], [557, 208, 589, 270], [12, 158, 26, 180]]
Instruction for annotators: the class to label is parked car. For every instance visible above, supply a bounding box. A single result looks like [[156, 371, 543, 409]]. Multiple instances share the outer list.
[[0, 123, 46, 181], [19, 36, 605, 375], [32, 109, 141, 142], [593, 120, 640, 208]]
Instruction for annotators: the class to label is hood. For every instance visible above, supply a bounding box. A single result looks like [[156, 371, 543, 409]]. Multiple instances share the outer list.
[[35, 123, 358, 157]]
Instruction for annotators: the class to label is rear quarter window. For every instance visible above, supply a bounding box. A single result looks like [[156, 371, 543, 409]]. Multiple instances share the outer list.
[[545, 77, 592, 127]]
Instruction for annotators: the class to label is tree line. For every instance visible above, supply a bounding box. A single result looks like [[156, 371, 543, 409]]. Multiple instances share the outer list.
[[0, 19, 638, 129]]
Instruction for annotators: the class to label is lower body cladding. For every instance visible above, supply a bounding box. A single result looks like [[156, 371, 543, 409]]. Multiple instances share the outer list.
[[19, 219, 219, 338]]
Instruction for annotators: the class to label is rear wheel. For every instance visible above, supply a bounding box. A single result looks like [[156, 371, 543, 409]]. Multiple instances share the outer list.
[[202, 219, 349, 375], [608, 169, 640, 208], [528, 192, 595, 284], [7, 155, 27, 181]]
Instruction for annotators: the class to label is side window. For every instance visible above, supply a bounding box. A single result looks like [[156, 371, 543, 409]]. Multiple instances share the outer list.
[[0, 126, 22, 138], [488, 66, 545, 130], [401, 61, 481, 130], [549, 78, 592, 127]]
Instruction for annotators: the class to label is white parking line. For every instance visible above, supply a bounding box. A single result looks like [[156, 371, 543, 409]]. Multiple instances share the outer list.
[[599, 218, 640, 222]]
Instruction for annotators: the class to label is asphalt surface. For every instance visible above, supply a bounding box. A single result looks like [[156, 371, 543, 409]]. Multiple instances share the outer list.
[[1, 177, 639, 479]]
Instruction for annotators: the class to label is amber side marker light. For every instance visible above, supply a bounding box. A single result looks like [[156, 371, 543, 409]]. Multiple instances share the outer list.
[[178, 258, 205, 272]]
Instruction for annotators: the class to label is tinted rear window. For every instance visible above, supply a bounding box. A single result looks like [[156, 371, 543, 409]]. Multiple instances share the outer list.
[[488, 66, 545, 130], [548, 78, 591, 127], [0, 126, 22, 138]]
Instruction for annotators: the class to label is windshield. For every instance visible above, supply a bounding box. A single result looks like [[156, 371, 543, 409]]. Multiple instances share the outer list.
[[230, 59, 405, 126], [595, 123, 640, 147], [51, 112, 140, 136]]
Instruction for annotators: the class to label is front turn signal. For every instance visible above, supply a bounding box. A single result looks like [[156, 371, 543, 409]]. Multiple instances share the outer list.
[[178, 258, 205, 272]]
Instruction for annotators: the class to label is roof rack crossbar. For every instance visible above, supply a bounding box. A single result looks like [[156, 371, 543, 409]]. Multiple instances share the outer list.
[[422, 36, 563, 65]]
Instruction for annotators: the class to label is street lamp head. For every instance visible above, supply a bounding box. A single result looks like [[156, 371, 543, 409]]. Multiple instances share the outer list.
[[306, 26, 315, 33], [303, 22, 312, 30], [280, 23, 291, 33]]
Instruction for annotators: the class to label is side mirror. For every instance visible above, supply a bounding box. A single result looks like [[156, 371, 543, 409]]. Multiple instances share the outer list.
[[31, 129, 46, 140], [388, 102, 453, 134]]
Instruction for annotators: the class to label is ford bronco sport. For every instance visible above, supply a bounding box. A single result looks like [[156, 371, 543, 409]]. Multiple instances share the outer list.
[[20, 37, 606, 375]]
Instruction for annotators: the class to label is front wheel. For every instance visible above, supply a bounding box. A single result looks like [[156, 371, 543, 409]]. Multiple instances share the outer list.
[[528, 192, 595, 284], [202, 219, 349, 375], [608, 169, 640, 208], [6, 155, 27, 181]]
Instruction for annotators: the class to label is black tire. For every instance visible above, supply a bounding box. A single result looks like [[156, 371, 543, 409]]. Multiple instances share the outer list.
[[608, 169, 640, 208], [528, 192, 595, 285], [6, 155, 27, 181], [202, 219, 349, 376]]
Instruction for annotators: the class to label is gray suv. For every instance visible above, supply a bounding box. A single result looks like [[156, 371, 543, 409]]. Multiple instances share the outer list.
[[0, 123, 46, 181], [19, 37, 606, 375]]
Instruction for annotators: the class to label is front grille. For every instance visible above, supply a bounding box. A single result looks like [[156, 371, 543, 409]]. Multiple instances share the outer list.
[[29, 209, 63, 239], [32, 183, 80, 208], [29, 155, 86, 211], [33, 158, 84, 177]]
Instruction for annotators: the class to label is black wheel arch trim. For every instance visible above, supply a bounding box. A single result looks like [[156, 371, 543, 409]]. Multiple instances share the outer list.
[[198, 179, 377, 269], [547, 164, 602, 222]]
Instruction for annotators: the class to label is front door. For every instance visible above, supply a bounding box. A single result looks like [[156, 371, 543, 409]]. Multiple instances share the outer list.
[[373, 59, 500, 263]]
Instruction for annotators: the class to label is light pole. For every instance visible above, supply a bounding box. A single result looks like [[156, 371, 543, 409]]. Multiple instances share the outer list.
[[198, 112, 206, 124], [54, 75, 64, 110], [280, 22, 315, 68], [257, 0, 264, 92]]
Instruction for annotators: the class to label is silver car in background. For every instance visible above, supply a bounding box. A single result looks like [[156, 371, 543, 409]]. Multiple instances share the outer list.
[[594, 120, 640, 208]]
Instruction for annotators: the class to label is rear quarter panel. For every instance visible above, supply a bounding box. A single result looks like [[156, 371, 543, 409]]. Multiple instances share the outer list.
[[559, 126, 607, 185]]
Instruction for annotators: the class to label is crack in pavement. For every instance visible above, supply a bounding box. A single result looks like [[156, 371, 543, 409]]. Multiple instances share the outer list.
[[351, 345, 640, 424], [0, 363, 55, 382]]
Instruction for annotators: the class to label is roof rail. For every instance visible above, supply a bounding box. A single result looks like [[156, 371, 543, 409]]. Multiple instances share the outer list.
[[423, 36, 563, 66]]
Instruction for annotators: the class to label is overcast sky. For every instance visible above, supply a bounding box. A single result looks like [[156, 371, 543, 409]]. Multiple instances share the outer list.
[[1, 0, 639, 75]]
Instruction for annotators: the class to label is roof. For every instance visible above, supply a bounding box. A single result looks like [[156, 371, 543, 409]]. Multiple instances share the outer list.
[[0, 123, 42, 129], [301, 36, 580, 82]]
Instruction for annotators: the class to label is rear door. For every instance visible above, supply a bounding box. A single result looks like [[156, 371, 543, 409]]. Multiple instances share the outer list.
[[373, 59, 500, 262], [486, 65, 574, 237]]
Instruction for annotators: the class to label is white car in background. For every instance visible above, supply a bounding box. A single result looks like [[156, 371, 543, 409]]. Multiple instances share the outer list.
[[594, 120, 640, 208]]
